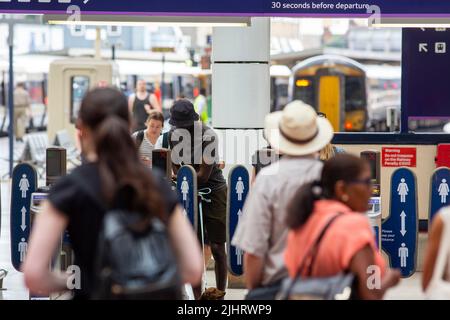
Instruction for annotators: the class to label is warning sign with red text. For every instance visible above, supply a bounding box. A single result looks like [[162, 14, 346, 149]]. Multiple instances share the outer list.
[[382, 148, 417, 168]]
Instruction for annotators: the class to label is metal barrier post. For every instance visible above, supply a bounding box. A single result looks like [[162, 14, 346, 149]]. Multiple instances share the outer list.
[[361, 151, 382, 249]]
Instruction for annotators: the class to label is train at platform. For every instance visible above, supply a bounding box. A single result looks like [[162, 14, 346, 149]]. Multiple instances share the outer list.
[[0, 54, 291, 137], [2, 53, 444, 137]]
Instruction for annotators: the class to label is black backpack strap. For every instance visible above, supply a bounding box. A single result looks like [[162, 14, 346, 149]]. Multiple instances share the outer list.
[[162, 132, 169, 149], [136, 130, 145, 147]]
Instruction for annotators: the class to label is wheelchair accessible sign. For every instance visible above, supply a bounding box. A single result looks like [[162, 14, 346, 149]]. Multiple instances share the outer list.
[[382, 168, 418, 278]]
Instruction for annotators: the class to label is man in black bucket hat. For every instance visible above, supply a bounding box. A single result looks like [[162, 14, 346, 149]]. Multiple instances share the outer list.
[[169, 99, 200, 128], [168, 99, 228, 299]]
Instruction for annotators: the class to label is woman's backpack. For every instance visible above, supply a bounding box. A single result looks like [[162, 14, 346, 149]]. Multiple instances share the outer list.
[[91, 210, 182, 300], [73, 175, 182, 300]]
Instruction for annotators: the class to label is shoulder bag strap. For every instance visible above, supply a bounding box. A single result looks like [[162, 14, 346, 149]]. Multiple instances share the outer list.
[[162, 132, 169, 149], [136, 130, 145, 148], [296, 213, 343, 279], [284, 213, 343, 298]]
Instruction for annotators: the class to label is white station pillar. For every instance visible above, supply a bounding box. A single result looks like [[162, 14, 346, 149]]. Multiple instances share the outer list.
[[212, 18, 271, 129]]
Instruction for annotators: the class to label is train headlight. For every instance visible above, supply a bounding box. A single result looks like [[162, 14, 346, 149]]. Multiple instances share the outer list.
[[296, 79, 311, 87], [345, 122, 354, 131]]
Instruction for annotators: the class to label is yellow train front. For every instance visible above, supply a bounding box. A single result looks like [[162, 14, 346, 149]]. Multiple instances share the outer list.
[[289, 55, 368, 132]]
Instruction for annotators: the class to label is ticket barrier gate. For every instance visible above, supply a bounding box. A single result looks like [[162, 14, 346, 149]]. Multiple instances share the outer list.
[[0, 183, 5, 290], [29, 188, 74, 271], [29, 147, 73, 299], [368, 197, 382, 249], [152, 149, 172, 180], [361, 151, 382, 249]]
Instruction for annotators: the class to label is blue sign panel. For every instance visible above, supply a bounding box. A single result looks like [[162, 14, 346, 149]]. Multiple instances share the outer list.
[[374, 226, 380, 250], [10, 164, 37, 272], [403, 29, 450, 119], [367, 197, 382, 249], [382, 168, 418, 278], [430, 167, 450, 224], [227, 166, 249, 276], [3, 1, 450, 17], [177, 166, 198, 232]]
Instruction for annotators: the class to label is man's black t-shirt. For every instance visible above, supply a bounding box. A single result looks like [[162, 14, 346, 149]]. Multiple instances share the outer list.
[[169, 124, 226, 192], [48, 162, 179, 300]]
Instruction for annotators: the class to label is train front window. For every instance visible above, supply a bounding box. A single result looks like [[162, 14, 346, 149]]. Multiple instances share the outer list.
[[293, 77, 315, 107], [345, 76, 366, 112]]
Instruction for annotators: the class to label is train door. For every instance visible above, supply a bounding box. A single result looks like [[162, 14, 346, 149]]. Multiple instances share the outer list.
[[318, 75, 342, 132]]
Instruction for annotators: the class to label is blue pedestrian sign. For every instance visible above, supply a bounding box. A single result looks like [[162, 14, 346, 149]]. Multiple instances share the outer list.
[[10, 164, 37, 272], [429, 167, 450, 224], [177, 166, 198, 232], [382, 168, 418, 278], [227, 166, 249, 276]]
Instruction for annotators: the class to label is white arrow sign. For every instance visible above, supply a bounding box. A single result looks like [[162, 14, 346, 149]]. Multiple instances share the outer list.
[[419, 43, 428, 52], [400, 211, 407, 236], [20, 207, 27, 232]]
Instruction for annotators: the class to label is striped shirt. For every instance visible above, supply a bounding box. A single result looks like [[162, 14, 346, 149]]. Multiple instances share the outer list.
[[132, 131, 163, 167]]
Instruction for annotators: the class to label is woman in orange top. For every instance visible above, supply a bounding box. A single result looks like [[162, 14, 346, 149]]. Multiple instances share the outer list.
[[284, 154, 400, 300]]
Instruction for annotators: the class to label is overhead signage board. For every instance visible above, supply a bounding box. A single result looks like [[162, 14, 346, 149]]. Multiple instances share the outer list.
[[3, 1, 450, 18], [403, 29, 450, 119]]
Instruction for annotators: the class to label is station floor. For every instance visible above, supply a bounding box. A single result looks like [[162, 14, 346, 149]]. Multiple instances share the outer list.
[[0, 137, 426, 300]]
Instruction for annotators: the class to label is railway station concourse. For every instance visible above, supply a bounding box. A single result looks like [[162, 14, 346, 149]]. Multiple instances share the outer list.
[[0, 0, 450, 305]]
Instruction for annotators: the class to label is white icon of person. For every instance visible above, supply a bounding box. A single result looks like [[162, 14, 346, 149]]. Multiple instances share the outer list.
[[236, 177, 245, 201], [18, 238, 28, 262], [236, 209, 244, 266], [19, 174, 30, 199], [438, 179, 450, 204], [181, 177, 189, 202], [397, 178, 409, 203], [398, 243, 409, 268]]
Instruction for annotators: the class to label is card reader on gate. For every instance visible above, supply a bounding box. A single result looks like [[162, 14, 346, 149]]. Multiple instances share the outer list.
[[30, 187, 50, 227], [152, 149, 172, 179]]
